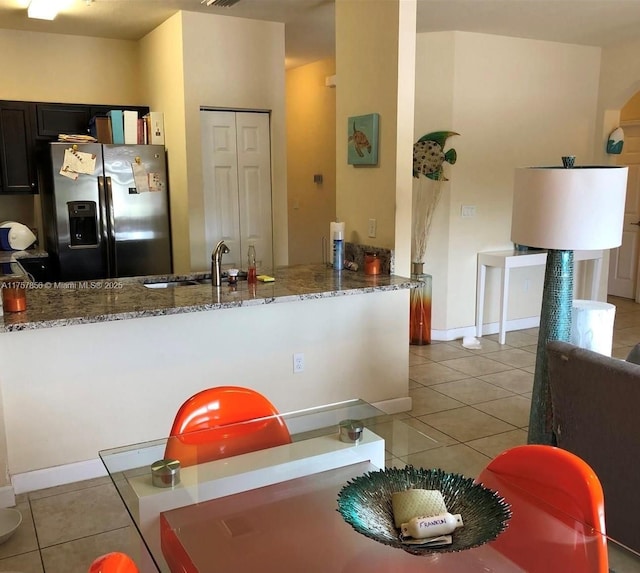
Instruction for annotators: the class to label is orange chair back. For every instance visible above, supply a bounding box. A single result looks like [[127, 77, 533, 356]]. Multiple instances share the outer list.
[[88, 552, 138, 573], [164, 386, 292, 467], [477, 445, 608, 573]]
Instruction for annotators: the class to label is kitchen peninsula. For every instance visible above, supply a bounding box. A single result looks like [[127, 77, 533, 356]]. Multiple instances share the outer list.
[[0, 264, 413, 495]]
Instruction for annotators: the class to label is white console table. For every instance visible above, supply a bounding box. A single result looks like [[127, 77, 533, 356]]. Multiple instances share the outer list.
[[476, 249, 604, 344]]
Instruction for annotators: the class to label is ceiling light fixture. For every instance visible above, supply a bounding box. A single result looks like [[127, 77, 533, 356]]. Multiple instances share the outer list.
[[27, 0, 60, 20], [201, 0, 242, 7]]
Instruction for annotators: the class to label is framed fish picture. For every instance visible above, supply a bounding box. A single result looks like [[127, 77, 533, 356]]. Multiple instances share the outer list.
[[347, 113, 379, 165]]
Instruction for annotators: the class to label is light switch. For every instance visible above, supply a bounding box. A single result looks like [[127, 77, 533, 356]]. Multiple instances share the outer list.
[[368, 218, 377, 238], [461, 205, 476, 218]]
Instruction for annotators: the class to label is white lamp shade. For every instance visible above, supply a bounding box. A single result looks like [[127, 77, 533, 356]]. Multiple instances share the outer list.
[[511, 166, 628, 250]]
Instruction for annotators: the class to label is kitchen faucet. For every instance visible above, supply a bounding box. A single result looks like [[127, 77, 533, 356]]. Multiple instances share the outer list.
[[211, 240, 230, 286]]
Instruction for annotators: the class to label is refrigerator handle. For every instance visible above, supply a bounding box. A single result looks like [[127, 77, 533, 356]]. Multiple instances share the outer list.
[[97, 176, 110, 246], [98, 176, 114, 276], [105, 176, 118, 277]]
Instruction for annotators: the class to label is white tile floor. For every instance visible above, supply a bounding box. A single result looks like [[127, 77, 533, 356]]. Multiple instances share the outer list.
[[1, 294, 639, 572]]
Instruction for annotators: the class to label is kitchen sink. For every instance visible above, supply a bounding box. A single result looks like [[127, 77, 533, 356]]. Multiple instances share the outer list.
[[190, 277, 246, 285], [143, 274, 246, 289]]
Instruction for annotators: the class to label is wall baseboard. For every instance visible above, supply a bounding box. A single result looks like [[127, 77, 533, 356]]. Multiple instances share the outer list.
[[12, 458, 107, 495], [432, 316, 540, 342], [9, 397, 415, 494]]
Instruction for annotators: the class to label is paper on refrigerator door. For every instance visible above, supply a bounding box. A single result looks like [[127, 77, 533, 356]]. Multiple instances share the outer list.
[[131, 162, 150, 193], [60, 148, 97, 179], [148, 172, 163, 192]]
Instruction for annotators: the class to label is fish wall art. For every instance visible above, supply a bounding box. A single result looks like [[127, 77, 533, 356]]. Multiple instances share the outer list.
[[413, 131, 459, 180], [347, 113, 379, 165]]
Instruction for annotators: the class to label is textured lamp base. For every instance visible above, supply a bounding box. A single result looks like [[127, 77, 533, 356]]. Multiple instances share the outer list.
[[527, 250, 573, 445]]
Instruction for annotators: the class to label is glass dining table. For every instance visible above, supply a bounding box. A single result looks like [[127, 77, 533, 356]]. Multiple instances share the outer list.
[[98, 399, 640, 573]]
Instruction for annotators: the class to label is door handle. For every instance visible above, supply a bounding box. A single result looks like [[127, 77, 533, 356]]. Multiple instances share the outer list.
[[631, 221, 640, 226]]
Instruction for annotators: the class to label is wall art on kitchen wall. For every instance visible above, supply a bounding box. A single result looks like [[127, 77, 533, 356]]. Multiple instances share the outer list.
[[347, 113, 379, 165]]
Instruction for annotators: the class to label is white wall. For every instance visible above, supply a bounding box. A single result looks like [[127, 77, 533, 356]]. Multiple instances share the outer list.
[[415, 32, 602, 337], [0, 291, 408, 476], [178, 11, 287, 272]]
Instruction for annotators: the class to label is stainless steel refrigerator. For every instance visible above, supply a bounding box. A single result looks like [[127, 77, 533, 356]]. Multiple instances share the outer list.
[[42, 143, 172, 281]]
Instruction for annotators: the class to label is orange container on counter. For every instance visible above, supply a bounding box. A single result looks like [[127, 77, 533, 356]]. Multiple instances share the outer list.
[[1, 277, 27, 312], [364, 252, 381, 275]]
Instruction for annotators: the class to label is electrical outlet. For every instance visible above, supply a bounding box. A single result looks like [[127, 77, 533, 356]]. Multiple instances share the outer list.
[[293, 353, 304, 373], [368, 218, 377, 238]]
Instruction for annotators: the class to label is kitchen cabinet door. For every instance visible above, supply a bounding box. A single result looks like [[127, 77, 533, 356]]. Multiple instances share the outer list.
[[0, 102, 37, 194], [37, 104, 150, 138], [36, 104, 92, 137], [200, 110, 273, 272]]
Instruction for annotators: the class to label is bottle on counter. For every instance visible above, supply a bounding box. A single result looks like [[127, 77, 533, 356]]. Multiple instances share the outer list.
[[247, 244, 257, 285], [333, 230, 344, 271]]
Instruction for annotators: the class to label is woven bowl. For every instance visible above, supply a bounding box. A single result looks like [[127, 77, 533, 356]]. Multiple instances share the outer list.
[[337, 466, 511, 555]]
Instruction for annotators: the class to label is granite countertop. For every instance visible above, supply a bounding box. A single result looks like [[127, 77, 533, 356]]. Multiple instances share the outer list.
[[1, 264, 413, 333]]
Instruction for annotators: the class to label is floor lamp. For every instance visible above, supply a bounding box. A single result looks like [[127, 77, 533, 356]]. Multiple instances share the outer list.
[[510, 161, 628, 445]]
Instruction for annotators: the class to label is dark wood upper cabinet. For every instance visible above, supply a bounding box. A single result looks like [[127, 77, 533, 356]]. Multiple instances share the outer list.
[[0, 101, 37, 195], [36, 104, 92, 137], [36, 104, 149, 138], [0, 100, 150, 195]]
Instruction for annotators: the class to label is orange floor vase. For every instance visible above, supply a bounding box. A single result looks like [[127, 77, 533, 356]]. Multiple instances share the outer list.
[[410, 264, 432, 345]]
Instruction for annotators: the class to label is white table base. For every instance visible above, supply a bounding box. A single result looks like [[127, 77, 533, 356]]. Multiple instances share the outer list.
[[476, 249, 603, 345]]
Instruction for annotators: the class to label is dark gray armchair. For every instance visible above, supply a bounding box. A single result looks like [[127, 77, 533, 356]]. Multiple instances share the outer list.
[[548, 340, 640, 553]]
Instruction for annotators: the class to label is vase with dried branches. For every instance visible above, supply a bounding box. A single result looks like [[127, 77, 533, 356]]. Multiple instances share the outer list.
[[410, 131, 459, 345]]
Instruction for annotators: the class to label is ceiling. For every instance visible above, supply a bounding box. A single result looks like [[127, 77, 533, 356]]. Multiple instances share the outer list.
[[2, 0, 640, 69]]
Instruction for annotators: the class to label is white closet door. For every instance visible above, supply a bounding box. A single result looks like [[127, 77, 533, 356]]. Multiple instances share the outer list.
[[201, 111, 241, 268], [201, 110, 273, 271], [236, 112, 273, 272]]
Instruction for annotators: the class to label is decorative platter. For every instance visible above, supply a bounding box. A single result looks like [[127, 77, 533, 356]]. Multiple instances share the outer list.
[[337, 465, 511, 555]]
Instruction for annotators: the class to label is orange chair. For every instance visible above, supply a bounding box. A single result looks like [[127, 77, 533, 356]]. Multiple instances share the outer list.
[[88, 552, 138, 573], [476, 445, 608, 573], [164, 386, 292, 467]]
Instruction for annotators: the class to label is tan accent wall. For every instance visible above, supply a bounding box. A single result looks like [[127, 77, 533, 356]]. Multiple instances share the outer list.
[[286, 58, 336, 264], [335, 0, 416, 273], [139, 13, 190, 273], [0, 29, 141, 104]]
